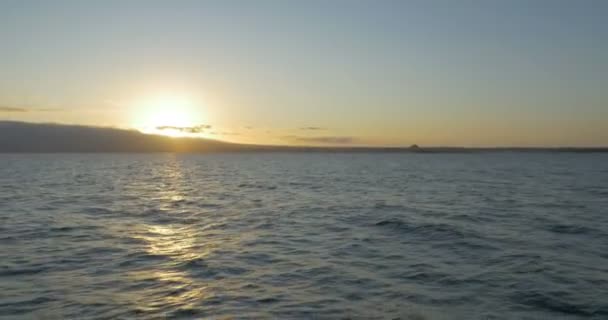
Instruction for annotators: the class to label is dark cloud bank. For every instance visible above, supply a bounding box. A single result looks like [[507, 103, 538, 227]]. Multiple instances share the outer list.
[[0, 121, 605, 153]]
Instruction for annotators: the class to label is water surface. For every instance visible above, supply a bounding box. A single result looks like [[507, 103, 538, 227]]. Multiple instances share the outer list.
[[1, 153, 607, 319]]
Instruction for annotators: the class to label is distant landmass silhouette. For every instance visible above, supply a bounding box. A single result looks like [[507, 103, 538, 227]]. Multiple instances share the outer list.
[[0, 121, 250, 153], [0, 121, 606, 153]]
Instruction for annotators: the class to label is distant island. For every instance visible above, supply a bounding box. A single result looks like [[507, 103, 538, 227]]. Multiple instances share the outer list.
[[0, 121, 606, 153]]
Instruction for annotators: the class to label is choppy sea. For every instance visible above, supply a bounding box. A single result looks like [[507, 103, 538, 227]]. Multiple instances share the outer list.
[[1, 152, 607, 319]]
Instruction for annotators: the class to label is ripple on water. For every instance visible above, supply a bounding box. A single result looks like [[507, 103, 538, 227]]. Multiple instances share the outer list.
[[512, 290, 606, 317], [546, 224, 596, 235], [374, 219, 468, 241]]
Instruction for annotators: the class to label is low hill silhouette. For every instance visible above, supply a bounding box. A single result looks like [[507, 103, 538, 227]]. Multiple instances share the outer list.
[[0, 121, 253, 153]]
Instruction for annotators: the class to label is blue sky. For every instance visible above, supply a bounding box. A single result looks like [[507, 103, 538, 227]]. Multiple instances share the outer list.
[[0, 0, 606, 146]]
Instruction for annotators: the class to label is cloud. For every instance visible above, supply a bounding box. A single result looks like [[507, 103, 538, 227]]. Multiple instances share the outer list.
[[37, 108, 63, 112], [156, 124, 212, 133], [0, 106, 63, 112], [0, 106, 28, 112], [282, 135, 358, 144], [209, 131, 240, 136], [299, 126, 326, 130]]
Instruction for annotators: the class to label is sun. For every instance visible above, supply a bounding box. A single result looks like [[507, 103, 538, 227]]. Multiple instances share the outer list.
[[132, 95, 203, 137]]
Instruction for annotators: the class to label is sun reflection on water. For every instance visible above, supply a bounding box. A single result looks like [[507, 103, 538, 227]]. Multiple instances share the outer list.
[[125, 156, 220, 313]]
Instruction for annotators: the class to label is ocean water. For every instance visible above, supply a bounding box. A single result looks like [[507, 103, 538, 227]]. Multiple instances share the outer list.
[[1, 152, 607, 319]]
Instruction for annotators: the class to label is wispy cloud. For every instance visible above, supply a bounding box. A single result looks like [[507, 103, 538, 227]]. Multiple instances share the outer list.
[[0, 106, 28, 112], [0, 106, 63, 113], [209, 131, 240, 136], [299, 126, 326, 131], [37, 108, 64, 112], [283, 135, 358, 144], [156, 124, 212, 133]]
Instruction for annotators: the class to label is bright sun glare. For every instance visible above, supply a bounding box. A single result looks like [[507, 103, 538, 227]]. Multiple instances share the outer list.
[[133, 95, 202, 137]]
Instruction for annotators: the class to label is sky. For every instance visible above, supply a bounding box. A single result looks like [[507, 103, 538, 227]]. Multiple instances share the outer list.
[[0, 0, 607, 147]]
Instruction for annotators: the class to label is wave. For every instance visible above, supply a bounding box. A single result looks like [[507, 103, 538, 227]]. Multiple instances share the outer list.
[[374, 219, 467, 240]]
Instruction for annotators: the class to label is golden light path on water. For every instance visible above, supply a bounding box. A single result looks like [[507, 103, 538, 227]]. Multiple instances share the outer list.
[[123, 156, 218, 313]]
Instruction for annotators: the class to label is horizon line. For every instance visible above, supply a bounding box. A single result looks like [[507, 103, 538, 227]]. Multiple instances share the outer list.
[[1, 120, 606, 151]]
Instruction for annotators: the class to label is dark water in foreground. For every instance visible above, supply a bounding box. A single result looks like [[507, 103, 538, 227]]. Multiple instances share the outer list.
[[1, 153, 607, 319]]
